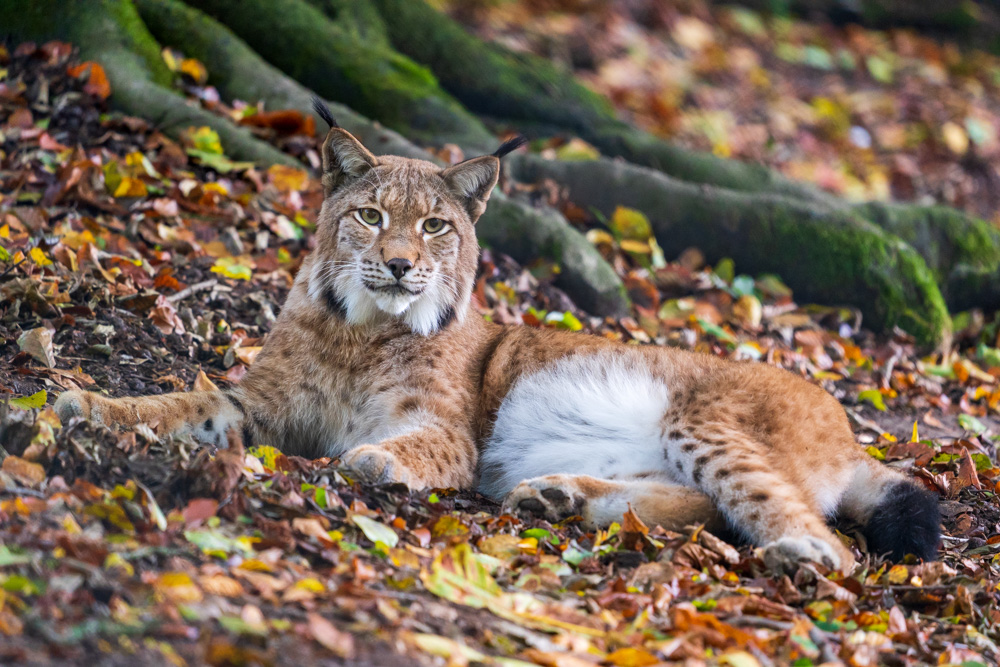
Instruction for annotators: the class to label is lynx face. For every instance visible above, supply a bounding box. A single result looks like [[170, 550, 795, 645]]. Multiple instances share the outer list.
[[308, 129, 500, 335]]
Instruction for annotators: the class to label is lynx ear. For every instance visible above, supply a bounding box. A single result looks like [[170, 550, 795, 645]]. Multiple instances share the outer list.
[[441, 156, 500, 222], [320, 128, 378, 196]]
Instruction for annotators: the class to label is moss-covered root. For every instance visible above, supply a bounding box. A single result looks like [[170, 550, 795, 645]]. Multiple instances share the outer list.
[[480, 194, 629, 318], [509, 155, 951, 346], [135, 0, 428, 161], [2, 0, 295, 167], [182, 0, 494, 149], [856, 201, 1000, 313]]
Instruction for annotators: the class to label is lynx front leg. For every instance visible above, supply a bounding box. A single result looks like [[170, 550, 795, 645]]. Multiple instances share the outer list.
[[503, 474, 723, 532], [54, 389, 242, 447], [341, 424, 476, 490]]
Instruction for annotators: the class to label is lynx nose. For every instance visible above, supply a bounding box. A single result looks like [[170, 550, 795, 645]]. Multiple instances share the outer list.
[[386, 257, 413, 280]]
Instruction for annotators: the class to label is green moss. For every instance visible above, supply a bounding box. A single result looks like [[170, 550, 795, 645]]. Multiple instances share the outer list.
[[190, 0, 492, 147], [2, 0, 172, 88], [856, 201, 1000, 312], [509, 155, 951, 345]]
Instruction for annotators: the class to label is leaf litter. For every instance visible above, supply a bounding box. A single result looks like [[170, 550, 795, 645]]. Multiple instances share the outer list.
[[1, 34, 1000, 666]]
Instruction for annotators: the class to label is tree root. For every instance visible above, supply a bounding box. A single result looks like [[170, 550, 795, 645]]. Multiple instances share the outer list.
[[508, 154, 952, 346]]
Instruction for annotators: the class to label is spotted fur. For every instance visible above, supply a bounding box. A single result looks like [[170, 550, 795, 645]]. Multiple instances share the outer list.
[[55, 124, 939, 573]]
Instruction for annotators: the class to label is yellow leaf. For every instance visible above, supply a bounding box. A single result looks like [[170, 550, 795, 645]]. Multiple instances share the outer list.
[[179, 58, 208, 84], [293, 578, 326, 593], [103, 553, 135, 577], [155, 572, 203, 603], [887, 565, 909, 585], [619, 239, 651, 254], [720, 651, 762, 667], [29, 247, 52, 267], [942, 121, 969, 155], [606, 647, 660, 666], [202, 182, 229, 196], [113, 176, 147, 198], [268, 164, 309, 193]]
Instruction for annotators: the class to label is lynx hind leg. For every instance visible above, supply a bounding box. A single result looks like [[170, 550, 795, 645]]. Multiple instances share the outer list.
[[54, 389, 242, 447], [504, 474, 722, 531], [670, 430, 855, 572]]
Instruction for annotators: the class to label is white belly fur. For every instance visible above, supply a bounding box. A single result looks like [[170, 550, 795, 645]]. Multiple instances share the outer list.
[[478, 350, 673, 499]]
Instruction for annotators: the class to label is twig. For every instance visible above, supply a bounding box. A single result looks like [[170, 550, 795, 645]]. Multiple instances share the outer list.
[[0, 258, 26, 280], [846, 408, 886, 434], [0, 485, 47, 499], [166, 278, 218, 303], [809, 626, 840, 664]]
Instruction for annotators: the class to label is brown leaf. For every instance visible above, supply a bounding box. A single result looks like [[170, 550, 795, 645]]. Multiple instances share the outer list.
[[956, 448, 982, 490], [2, 455, 46, 487], [307, 612, 354, 658], [16, 327, 55, 368]]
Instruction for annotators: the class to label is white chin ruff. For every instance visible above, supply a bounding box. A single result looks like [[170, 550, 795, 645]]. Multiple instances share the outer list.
[[374, 291, 418, 315]]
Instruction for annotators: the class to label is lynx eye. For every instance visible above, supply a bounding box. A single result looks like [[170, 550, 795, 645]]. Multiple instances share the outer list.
[[422, 218, 447, 235], [356, 208, 382, 227]]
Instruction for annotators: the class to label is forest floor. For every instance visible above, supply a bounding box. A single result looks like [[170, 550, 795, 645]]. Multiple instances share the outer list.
[[2, 26, 1000, 667]]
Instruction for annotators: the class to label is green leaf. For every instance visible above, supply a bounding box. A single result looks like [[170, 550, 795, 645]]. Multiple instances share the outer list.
[[351, 515, 399, 548], [9, 390, 47, 410], [866, 55, 893, 83], [0, 546, 32, 567], [697, 317, 737, 344], [958, 413, 989, 436], [714, 257, 735, 283], [608, 206, 652, 241], [858, 389, 887, 411], [184, 529, 256, 559], [185, 149, 254, 174], [210, 256, 253, 281]]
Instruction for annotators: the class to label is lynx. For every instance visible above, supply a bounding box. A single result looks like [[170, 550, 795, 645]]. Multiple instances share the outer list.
[[55, 100, 940, 573]]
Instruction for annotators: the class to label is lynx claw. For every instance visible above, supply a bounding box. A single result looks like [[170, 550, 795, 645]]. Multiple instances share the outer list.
[[341, 445, 412, 487], [761, 536, 851, 575]]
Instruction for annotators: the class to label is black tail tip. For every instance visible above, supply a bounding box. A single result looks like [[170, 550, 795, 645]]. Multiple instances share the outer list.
[[492, 135, 527, 159], [312, 95, 338, 129], [865, 480, 941, 562]]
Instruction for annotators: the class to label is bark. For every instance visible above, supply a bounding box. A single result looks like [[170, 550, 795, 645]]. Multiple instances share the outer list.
[[508, 155, 952, 346]]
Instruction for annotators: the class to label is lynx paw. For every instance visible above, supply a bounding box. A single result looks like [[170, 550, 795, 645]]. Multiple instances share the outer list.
[[54, 390, 94, 422], [503, 475, 587, 523], [761, 536, 848, 574], [341, 445, 413, 487]]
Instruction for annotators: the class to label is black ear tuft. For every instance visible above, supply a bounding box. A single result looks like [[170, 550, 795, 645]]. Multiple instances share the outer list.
[[312, 95, 338, 129], [492, 135, 527, 159]]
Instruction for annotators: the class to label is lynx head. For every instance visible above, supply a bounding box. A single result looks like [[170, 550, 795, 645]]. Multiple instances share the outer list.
[[308, 99, 524, 335]]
